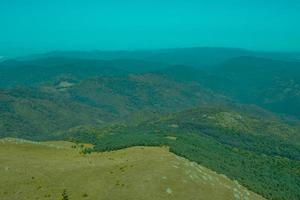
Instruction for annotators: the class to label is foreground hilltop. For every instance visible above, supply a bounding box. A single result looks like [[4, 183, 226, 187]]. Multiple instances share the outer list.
[[0, 138, 264, 200]]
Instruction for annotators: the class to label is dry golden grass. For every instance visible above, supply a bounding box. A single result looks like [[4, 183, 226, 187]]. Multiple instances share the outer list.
[[0, 138, 265, 200]]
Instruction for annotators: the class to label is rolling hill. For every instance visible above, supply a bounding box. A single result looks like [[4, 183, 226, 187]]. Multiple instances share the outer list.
[[0, 73, 229, 139], [18, 47, 300, 68], [2, 52, 300, 119], [154, 56, 300, 119], [0, 57, 168, 88], [0, 88, 114, 140], [0, 138, 265, 200], [1, 49, 300, 200], [60, 104, 300, 200], [212, 56, 300, 118]]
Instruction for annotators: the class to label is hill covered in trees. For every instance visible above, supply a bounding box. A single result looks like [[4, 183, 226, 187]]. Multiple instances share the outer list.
[[61, 105, 300, 200], [0, 73, 228, 139], [1, 48, 300, 200]]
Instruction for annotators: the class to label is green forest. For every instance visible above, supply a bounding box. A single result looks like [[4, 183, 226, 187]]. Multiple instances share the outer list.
[[63, 107, 300, 200]]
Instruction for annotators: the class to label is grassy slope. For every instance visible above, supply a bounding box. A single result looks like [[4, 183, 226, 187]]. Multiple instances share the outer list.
[[0, 138, 264, 200], [89, 130, 300, 200]]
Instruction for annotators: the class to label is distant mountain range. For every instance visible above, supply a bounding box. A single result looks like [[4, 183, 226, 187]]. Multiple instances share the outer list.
[[0, 58, 168, 88], [0, 72, 229, 139], [153, 56, 300, 118], [15, 47, 300, 68], [1, 48, 300, 137], [1, 47, 300, 200], [212, 56, 300, 117]]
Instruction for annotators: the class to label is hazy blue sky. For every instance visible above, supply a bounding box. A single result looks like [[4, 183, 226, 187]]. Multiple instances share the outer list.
[[1, 0, 300, 57]]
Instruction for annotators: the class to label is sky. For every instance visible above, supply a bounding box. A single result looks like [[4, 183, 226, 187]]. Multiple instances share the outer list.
[[0, 0, 300, 57]]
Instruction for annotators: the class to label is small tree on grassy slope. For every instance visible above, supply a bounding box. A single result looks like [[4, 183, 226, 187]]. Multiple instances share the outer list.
[[58, 189, 69, 200]]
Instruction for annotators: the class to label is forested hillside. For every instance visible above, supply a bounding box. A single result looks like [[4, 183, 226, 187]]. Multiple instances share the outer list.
[[212, 57, 300, 118], [0, 73, 228, 138], [60, 105, 300, 200], [1, 48, 300, 200]]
